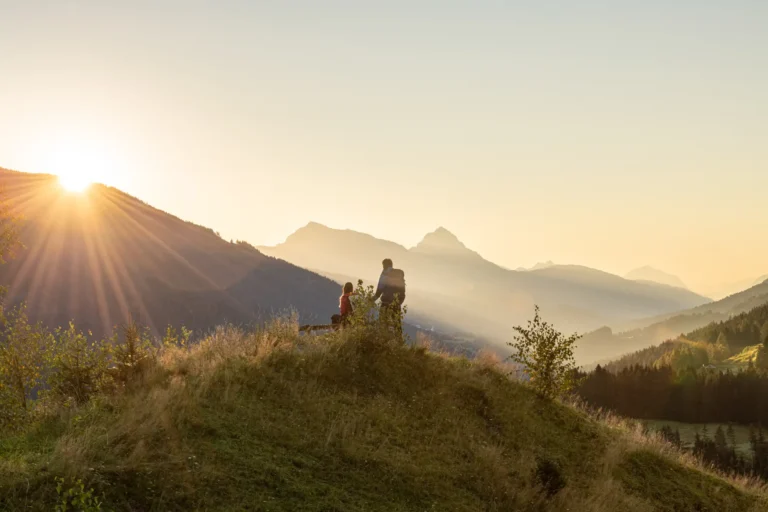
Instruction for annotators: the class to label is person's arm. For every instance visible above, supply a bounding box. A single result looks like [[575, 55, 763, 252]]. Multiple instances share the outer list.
[[372, 273, 385, 302]]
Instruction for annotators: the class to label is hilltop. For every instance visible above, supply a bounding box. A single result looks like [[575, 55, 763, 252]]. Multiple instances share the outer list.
[[1, 322, 763, 511]]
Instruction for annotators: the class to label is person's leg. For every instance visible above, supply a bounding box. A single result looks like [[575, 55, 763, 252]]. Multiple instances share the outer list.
[[380, 302, 402, 339], [392, 304, 403, 339]]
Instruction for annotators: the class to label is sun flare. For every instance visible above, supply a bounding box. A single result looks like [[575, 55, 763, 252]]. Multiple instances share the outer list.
[[58, 171, 94, 192], [47, 140, 113, 193]]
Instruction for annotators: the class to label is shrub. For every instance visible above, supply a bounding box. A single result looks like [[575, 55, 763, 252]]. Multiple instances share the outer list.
[[0, 304, 52, 426], [535, 457, 566, 497], [106, 320, 156, 387], [348, 279, 407, 343], [162, 325, 192, 349], [55, 477, 103, 512], [46, 323, 109, 405], [508, 306, 580, 399]]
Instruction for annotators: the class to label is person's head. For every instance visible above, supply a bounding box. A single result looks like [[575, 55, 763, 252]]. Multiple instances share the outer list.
[[343, 282, 354, 295], [382, 258, 393, 270]]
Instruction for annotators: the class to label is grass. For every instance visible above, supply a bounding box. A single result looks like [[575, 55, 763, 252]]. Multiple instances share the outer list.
[[1, 321, 766, 511], [727, 344, 762, 365]]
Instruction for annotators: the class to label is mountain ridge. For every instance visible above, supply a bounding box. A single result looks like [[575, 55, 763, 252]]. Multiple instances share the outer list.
[[625, 266, 689, 291], [0, 169, 341, 336], [579, 278, 768, 365]]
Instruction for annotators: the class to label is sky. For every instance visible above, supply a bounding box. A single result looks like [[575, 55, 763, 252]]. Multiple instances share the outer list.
[[1, 1, 766, 295]]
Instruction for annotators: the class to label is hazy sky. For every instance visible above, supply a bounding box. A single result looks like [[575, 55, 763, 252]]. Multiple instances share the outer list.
[[1, 1, 766, 293]]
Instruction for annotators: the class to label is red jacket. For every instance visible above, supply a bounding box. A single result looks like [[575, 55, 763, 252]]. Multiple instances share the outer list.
[[339, 293, 353, 317]]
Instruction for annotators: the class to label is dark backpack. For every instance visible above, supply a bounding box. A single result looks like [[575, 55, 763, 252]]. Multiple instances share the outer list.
[[386, 268, 406, 304]]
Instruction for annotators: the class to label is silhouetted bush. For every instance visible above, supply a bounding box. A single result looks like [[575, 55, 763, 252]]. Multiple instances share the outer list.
[[535, 457, 566, 497]]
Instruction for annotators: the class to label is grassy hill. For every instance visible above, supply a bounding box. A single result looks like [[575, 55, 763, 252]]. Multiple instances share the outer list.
[[1, 323, 764, 511]]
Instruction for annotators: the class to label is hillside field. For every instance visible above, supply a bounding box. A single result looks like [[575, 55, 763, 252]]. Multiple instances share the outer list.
[[1, 322, 766, 511]]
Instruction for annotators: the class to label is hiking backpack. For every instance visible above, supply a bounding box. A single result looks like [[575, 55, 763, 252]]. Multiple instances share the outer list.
[[387, 268, 406, 304]]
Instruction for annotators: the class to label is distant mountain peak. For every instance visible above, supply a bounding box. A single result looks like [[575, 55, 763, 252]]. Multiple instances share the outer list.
[[411, 227, 471, 255], [529, 261, 556, 271], [302, 221, 328, 231]]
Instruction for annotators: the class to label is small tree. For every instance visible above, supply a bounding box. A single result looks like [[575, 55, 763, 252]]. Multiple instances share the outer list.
[[46, 323, 109, 405], [107, 319, 156, 387], [508, 306, 581, 399], [0, 191, 27, 428], [755, 344, 768, 370], [0, 304, 51, 420], [348, 279, 407, 343]]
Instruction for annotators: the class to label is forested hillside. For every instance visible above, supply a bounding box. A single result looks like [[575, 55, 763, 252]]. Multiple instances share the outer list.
[[604, 303, 768, 372], [580, 282, 768, 364], [577, 303, 768, 481]]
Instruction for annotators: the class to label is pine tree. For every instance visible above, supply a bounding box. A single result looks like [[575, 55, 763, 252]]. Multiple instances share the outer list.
[[715, 426, 727, 451], [756, 345, 768, 370], [714, 332, 731, 361]]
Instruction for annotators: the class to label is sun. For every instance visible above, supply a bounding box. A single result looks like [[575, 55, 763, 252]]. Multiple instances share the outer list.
[[58, 170, 94, 192], [47, 140, 111, 192]]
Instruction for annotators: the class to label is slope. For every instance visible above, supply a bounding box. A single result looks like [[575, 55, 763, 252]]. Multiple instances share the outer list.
[[0, 169, 340, 335], [580, 280, 768, 365], [260, 223, 710, 345], [600, 303, 768, 371], [1, 324, 763, 511]]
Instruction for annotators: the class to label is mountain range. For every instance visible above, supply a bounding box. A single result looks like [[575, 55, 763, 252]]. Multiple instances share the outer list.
[[0, 169, 340, 336], [579, 278, 768, 365], [699, 274, 768, 301], [5, 168, 753, 365], [259, 223, 711, 358]]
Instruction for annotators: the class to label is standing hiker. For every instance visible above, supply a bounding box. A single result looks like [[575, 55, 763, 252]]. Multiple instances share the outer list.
[[373, 259, 406, 334]]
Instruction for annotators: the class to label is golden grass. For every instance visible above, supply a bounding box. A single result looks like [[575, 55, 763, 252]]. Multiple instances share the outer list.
[[1, 318, 766, 511]]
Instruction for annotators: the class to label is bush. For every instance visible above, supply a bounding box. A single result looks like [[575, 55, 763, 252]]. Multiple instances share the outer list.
[[105, 320, 157, 388], [348, 279, 407, 343], [162, 324, 192, 349], [535, 457, 566, 497], [0, 304, 52, 427], [47, 323, 109, 405], [55, 477, 103, 512], [508, 306, 580, 399]]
